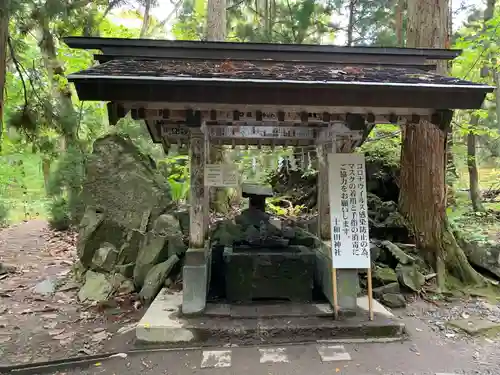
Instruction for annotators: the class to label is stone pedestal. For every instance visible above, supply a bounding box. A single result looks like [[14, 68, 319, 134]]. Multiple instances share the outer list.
[[223, 245, 315, 303]]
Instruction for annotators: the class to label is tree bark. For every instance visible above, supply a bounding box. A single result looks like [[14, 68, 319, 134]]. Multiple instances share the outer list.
[[206, 0, 229, 213], [206, 0, 226, 41], [0, 0, 8, 152], [395, 0, 404, 47], [140, 0, 152, 38], [466, 0, 495, 212], [467, 118, 485, 212], [346, 0, 356, 46], [400, 0, 484, 288], [495, 70, 500, 131]]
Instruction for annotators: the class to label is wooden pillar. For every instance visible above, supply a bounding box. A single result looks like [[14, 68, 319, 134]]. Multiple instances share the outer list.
[[317, 139, 332, 240], [189, 128, 206, 248], [183, 126, 210, 315]]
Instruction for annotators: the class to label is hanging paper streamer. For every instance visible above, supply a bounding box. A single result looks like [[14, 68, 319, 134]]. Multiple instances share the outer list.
[[278, 156, 285, 171], [252, 156, 257, 172], [289, 154, 297, 171], [307, 151, 312, 170]]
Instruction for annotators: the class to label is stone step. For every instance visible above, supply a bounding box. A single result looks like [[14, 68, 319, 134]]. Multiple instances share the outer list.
[[204, 302, 335, 318], [136, 290, 406, 346]]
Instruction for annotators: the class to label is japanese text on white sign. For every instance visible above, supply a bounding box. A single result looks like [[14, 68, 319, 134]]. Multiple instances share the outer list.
[[328, 153, 370, 269], [204, 164, 238, 187]]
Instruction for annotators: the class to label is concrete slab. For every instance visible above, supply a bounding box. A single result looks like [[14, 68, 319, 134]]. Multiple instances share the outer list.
[[316, 344, 352, 362], [357, 296, 395, 318], [259, 348, 290, 363], [200, 350, 231, 368], [447, 317, 500, 335], [206, 302, 334, 318], [137, 290, 405, 346], [136, 289, 195, 343]]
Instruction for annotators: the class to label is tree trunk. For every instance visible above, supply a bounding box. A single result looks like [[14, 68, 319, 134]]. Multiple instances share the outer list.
[[0, 0, 8, 152], [495, 70, 500, 131], [466, 120, 485, 212], [395, 0, 404, 46], [346, 0, 355, 46], [206, 0, 226, 41], [140, 0, 152, 38], [206, 0, 229, 213], [400, 0, 484, 288], [38, 23, 82, 220], [466, 0, 495, 212]]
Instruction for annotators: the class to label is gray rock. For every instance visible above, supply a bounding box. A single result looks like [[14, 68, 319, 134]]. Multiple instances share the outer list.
[[72, 260, 87, 283], [117, 229, 145, 266], [91, 243, 118, 272], [211, 220, 244, 247], [81, 134, 173, 232], [168, 236, 187, 258], [373, 282, 400, 298], [153, 214, 181, 236], [139, 255, 179, 304], [396, 264, 425, 292], [133, 232, 169, 287], [0, 263, 16, 275], [380, 293, 406, 308], [34, 278, 56, 296], [76, 208, 105, 267], [173, 209, 190, 236], [78, 271, 113, 302], [115, 262, 135, 278], [461, 241, 500, 279], [373, 266, 398, 285], [370, 242, 382, 262], [117, 279, 136, 295], [381, 240, 415, 265]]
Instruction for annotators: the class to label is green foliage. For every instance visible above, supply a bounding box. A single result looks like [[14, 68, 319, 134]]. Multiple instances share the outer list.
[[359, 124, 401, 168], [0, 200, 9, 228], [266, 197, 305, 217], [48, 196, 71, 231], [47, 145, 86, 223], [158, 154, 190, 204]]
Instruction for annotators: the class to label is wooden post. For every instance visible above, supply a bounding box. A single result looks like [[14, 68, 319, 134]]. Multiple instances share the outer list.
[[317, 141, 332, 240], [189, 128, 207, 248], [367, 267, 374, 321]]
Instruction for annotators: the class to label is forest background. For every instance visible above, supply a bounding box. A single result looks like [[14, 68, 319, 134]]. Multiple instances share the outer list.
[[0, 0, 499, 288]]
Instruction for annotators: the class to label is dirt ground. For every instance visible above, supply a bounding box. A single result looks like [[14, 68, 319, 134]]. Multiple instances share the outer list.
[[1, 220, 500, 370], [0, 220, 143, 366]]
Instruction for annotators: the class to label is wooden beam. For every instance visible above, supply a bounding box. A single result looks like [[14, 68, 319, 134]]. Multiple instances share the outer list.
[[107, 102, 129, 125]]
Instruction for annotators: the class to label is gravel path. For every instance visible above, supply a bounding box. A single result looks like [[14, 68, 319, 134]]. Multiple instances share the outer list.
[[0, 220, 142, 366]]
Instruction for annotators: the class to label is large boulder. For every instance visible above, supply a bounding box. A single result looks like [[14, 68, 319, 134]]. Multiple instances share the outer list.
[[74, 135, 185, 301], [461, 240, 500, 279], [80, 134, 172, 231]]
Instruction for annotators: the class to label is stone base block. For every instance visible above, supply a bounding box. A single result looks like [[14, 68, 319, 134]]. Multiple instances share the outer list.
[[223, 246, 315, 303]]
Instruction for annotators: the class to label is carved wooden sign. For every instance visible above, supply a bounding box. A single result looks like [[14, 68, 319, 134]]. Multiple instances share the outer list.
[[207, 125, 318, 140]]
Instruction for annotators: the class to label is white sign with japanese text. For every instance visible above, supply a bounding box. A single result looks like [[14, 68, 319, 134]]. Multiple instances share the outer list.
[[328, 153, 370, 269], [204, 164, 238, 187]]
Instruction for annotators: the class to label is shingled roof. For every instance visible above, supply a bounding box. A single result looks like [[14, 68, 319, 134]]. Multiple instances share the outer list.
[[69, 58, 486, 88], [65, 37, 493, 110]]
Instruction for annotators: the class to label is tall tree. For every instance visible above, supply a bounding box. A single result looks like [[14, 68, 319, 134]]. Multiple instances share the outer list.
[[140, 0, 153, 37], [207, 0, 226, 40], [206, 0, 229, 212], [399, 0, 484, 289], [0, 0, 8, 150], [467, 0, 496, 212]]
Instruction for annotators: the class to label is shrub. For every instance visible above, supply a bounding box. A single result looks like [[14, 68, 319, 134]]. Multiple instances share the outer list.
[[48, 197, 71, 231]]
